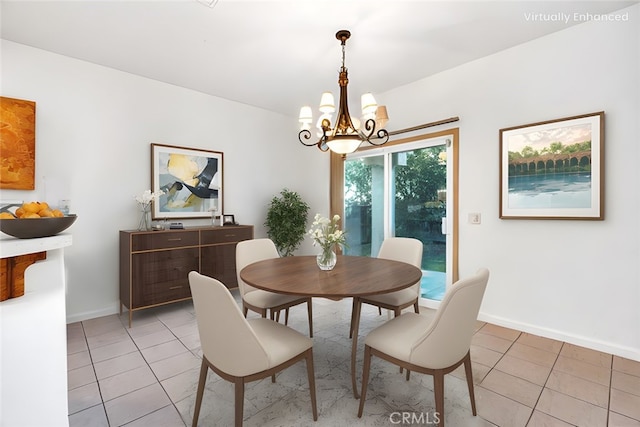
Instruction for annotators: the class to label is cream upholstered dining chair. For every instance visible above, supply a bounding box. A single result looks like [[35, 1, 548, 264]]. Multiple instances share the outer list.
[[188, 271, 318, 427], [349, 237, 423, 339], [357, 268, 490, 427], [236, 238, 313, 337]]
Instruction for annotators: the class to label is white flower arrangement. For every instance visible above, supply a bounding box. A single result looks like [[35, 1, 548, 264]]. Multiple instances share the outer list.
[[308, 213, 347, 251], [135, 189, 165, 230], [135, 189, 164, 210]]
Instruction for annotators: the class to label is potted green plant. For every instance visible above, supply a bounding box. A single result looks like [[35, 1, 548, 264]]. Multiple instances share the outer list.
[[265, 189, 310, 256]]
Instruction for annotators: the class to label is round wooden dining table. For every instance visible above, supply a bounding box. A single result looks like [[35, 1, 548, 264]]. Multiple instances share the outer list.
[[240, 254, 422, 398]]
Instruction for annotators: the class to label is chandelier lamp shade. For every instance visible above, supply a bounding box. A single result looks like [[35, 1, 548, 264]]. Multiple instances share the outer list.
[[298, 30, 390, 155]]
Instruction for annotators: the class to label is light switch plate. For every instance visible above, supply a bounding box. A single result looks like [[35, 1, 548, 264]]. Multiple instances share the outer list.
[[469, 213, 481, 224]]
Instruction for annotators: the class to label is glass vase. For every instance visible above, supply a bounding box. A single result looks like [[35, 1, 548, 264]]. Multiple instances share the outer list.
[[138, 204, 152, 231], [317, 247, 337, 270]]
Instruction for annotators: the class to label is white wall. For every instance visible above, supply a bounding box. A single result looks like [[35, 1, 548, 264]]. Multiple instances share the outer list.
[[2, 4, 638, 361], [381, 5, 640, 360], [1, 40, 329, 322]]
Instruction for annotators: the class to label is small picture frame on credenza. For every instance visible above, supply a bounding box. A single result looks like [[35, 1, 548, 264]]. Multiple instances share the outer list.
[[223, 214, 236, 226]]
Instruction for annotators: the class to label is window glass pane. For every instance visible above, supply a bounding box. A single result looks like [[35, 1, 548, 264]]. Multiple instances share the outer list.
[[344, 155, 384, 257], [392, 146, 447, 300]]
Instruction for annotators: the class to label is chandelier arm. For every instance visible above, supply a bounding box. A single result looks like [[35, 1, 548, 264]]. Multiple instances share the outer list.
[[299, 129, 333, 152], [360, 119, 389, 146], [298, 129, 317, 147], [369, 128, 390, 146], [361, 118, 377, 138]]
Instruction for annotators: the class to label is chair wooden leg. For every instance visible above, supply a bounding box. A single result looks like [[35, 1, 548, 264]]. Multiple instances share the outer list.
[[378, 307, 382, 315], [396, 309, 405, 374], [351, 297, 362, 398], [307, 299, 314, 338], [284, 308, 289, 325], [463, 352, 477, 415], [242, 305, 248, 318], [434, 372, 445, 427], [357, 345, 372, 417], [306, 349, 318, 421], [192, 359, 208, 427], [234, 378, 244, 427]]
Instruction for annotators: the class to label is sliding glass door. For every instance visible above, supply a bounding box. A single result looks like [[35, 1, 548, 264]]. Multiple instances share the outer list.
[[343, 133, 456, 304]]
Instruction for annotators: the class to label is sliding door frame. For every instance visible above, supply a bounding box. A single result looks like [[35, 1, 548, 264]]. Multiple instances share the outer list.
[[330, 127, 459, 284]]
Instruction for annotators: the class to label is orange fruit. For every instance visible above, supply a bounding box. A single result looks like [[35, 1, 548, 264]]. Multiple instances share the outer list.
[[39, 202, 49, 210], [52, 209, 64, 217], [15, 207, 25, 218], [38, 208, 55, 217], [22, 202, 40, 213], [0, 212, 15, 219], [23, 212, 41, 218]]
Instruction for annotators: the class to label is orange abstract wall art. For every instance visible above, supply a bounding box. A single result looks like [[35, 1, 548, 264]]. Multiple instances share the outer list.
[[1, 96, 36, 190]]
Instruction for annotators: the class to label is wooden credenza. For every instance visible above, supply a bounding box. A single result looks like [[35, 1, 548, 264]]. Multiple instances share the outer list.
[[120, 225, 253, 327]]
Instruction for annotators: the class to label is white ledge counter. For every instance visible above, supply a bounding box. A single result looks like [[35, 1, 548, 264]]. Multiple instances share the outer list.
[[1, 234, 72, 427]]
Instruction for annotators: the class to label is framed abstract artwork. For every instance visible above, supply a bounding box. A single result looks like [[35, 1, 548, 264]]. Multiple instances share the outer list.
[[0, 97, 36, 190], [499, 111, 604, 220], [151, 143, 223, 220]]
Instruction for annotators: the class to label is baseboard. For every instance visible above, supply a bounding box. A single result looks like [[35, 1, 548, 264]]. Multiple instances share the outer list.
[[66, 304, 120, 324], [478, 311, 640, 363]]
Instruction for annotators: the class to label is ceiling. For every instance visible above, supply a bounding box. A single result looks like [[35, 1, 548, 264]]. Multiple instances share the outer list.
[[1, 1, 636, 119]]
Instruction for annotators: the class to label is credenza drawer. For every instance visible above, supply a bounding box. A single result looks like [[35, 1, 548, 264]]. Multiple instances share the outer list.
[[132, 230, 199, 252], [131, 248, 199, 307], [200, 227, 253, 245]]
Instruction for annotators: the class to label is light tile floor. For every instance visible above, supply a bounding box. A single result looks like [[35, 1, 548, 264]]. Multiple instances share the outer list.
[[67, 292, 640, 426]]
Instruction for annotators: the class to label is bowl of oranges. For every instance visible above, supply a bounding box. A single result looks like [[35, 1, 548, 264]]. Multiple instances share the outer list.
[[0, 201, 77, 239]]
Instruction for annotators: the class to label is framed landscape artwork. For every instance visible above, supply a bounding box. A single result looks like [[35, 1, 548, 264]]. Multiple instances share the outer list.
[[499, 111, 604, 220], [151, 143, 223, 220], [0, 97, 36, 190]]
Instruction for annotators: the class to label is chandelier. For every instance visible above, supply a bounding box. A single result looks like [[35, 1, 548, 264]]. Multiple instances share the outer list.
[[298, 30, 390, 155]]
